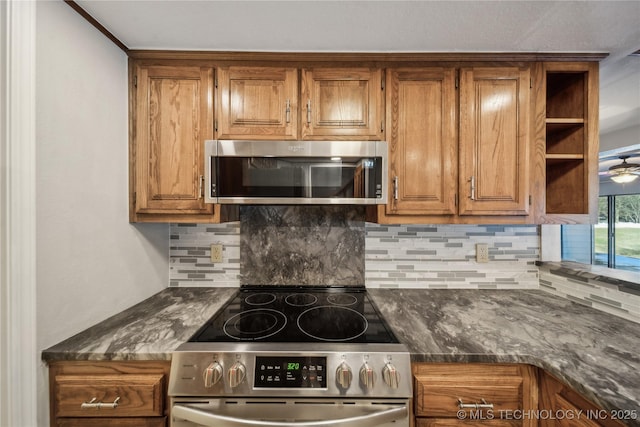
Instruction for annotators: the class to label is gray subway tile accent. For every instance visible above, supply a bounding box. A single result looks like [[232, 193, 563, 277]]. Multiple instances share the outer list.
[[587, 294, 622, 308]]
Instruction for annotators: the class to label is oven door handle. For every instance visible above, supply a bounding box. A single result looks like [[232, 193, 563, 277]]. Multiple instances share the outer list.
[[172, 403, 408, 427]]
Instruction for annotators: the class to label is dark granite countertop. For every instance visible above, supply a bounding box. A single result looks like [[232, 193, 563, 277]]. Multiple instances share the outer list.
[[42, 287, 238, 361], [368, 288, 640, 424], [42, 287, 640, 424]]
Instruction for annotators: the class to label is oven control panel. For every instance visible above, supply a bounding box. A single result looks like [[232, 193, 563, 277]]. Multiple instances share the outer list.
[[255, 356, 327, 388], [169, 343, 412, 398]]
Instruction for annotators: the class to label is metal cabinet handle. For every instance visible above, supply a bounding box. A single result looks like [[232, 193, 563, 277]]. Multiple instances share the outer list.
[[306, 99, 311, 124], [285, 99, 291, 123], [458, 398, 493, 410], [469, 176, 475, 200], [81, 396, 120, 410], [199, 175, 204, 198], [393, 176, 399, 200]]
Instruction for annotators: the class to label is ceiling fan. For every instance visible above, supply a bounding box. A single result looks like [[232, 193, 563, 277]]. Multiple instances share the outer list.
[[605, 155, 640, 183]]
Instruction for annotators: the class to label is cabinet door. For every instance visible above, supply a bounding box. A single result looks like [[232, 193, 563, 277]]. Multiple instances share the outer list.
[[413, 363, 537, 427], [134, 65, 214, 216], [217, 66, 298, 140], [386, 68, 457, 215], [58, 418, 165, 427], [458, 67, 530, 216], [301, 68, 384, 140], [538, 371, 626, 427], [49, 361, 170, 427], [416, 419, 518, 427], [55, 374, 164, 417]]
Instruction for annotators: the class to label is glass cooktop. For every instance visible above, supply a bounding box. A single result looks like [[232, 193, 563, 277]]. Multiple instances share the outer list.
[[188, 287, 399, 344]]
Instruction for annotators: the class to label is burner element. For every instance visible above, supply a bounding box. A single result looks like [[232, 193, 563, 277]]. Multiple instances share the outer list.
[[327, 294, 358, 306], [188, 288, 399, 344], [223, 309, 287, 340], [285, 293, 318, 307], [297, 306, 368, 341], [245, 293, 276, 306]]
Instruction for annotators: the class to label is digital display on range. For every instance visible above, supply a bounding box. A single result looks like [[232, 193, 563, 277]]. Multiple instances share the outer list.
[[254, 357, 326, 388]]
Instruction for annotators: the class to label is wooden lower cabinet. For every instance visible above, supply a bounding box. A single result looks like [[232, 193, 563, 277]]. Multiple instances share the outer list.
[[57, 419, 166, 427], [538, 371, 626, 427], [413, 363, 538, 427], [49, 360, 170, 427], [413, 364, 631, 427], [416, 420, 520, 427]]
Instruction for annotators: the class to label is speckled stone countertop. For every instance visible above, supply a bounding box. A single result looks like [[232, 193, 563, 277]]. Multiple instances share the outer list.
[[42, 287, 640, 424]]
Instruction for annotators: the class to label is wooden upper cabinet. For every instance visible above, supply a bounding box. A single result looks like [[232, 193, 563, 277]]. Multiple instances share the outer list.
[[301, 68, 384, 140], [126, 54, 599, 224], [386, 68, 457, 216], [133, 65, 215, 219], [535, 62, 599, 224], [458, 67, 531, 216], [217, 66, 298, 140]]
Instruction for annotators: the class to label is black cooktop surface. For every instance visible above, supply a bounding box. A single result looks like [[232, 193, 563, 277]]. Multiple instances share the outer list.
[[189, 287, 399, 344]]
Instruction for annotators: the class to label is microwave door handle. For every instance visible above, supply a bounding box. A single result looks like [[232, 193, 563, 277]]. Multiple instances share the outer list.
[[204, 140, 217, 203], [172, 403, 408, 427]]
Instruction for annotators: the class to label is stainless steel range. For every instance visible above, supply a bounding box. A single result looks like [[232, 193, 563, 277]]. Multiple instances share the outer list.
[[169, 286, 412, 427]]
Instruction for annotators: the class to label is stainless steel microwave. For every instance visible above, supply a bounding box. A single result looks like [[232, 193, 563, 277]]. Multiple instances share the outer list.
[[204, 140, 388, 205]]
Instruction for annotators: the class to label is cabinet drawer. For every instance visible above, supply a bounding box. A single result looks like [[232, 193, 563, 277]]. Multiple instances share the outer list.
[[414, 364, 528, 419], [54, 374, 165, 417], [57, 417, 166, 427], [416, 419, 519, 427]]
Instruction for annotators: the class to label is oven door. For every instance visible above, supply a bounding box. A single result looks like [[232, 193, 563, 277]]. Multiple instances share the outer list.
[[171, 398, 409, 427]]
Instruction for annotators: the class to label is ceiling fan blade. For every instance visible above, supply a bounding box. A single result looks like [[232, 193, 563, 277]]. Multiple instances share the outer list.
[[600, 154, 640, 162]]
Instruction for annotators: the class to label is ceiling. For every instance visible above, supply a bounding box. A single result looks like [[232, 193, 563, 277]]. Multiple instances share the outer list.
[[74, 0, 640, 139]]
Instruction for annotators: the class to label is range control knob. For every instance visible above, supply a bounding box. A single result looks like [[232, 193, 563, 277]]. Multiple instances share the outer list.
[[335, 362, 353, 390], [382, 363, 400, 389], [359, 362, 376, 390], [228, 361, 246, 388], [203, 361, 223, 388]]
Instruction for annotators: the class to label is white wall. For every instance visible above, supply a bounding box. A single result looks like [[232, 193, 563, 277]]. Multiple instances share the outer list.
[[599, 125, 640, 196], [35, 2, 169, 425]]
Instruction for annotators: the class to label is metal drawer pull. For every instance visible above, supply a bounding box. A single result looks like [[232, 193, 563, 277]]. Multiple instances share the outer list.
[[81, 396, 120, 410], [458, 398, 493, 410]]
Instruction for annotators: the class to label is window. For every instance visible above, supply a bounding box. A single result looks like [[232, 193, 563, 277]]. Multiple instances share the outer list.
[[562, 195, 640, 272]]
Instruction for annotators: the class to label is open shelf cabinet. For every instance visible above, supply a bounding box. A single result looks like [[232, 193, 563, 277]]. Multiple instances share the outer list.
[[541, 62, 599, 221]]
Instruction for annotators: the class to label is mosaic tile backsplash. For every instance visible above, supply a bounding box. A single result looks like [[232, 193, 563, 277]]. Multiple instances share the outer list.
[[170, 208, 540, 289], [539, 267, 640, 324], [170, 222, 241, 287], [365, 224, 539, 289]]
